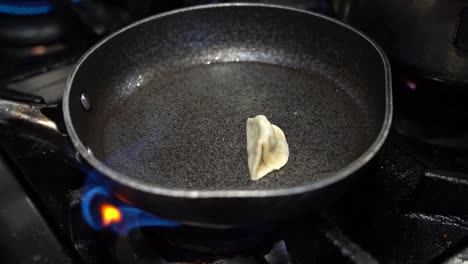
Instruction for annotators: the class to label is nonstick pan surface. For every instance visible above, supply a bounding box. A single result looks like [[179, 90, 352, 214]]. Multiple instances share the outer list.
[[90, 62, 369, 190]]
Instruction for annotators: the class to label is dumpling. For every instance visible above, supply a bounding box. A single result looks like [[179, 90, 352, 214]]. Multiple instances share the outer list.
[[246, 115, 289, 181]]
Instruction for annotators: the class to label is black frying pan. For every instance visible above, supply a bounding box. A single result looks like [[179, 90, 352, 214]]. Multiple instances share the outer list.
[[0, 4, 392, 227]]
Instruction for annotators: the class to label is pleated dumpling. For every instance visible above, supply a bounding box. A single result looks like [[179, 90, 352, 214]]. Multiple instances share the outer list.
[[246, 115, 289, 181]]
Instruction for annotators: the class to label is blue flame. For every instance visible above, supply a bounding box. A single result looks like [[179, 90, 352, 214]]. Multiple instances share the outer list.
[[78, 120, 181, 235], [81, 185, 180, 235], [0, 0, 80, 16]]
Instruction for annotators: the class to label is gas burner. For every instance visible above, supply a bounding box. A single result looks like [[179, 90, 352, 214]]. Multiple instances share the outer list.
[[0, 0, 132, 83], [123, 229, 287, 264], [115, 231, 289, 264], [67, 188, 285, 263], [63, 183, 387, 264], [71, 185, 277, 261]]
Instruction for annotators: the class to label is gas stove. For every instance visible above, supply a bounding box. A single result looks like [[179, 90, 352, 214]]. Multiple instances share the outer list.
[[1, 1, 468, 264]]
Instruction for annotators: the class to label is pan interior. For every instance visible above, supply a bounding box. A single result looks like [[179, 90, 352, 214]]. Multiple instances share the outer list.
[[69, 5, 388, 192], [88, 61, 371, 190]]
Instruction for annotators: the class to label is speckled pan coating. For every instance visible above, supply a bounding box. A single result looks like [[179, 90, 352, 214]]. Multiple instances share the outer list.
[[64, 4, 391, 225], [93, 62, 369, 190]]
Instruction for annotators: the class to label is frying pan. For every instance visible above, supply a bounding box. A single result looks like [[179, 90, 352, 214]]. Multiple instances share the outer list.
[[0, 4, 392, 227]]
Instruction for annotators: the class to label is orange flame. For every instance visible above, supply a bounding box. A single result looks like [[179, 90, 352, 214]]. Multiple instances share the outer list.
[[100, 204, 122, 226]]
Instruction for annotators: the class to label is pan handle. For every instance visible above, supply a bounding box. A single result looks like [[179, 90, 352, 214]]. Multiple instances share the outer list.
[[0, 94, 67, 143]]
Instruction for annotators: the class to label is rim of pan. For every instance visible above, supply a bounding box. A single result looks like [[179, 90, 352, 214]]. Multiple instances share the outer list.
[[63, 3, 393, 199]]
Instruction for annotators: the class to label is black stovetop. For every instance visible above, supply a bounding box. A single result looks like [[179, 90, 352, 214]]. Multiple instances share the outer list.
[[1, 2, 468, 264]]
